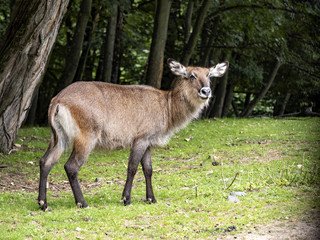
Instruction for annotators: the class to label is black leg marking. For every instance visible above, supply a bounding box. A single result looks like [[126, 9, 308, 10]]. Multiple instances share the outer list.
[[141, 147, 156, 204], [122, 140, 149, 206], [64, 149, 89, 208]]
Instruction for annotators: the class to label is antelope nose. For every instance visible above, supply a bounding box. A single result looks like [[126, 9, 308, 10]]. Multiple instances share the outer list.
[[200, 87, 211, 98]]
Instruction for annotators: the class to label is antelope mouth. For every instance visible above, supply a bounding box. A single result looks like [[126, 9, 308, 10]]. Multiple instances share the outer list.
[[198, 94, 209, 100]]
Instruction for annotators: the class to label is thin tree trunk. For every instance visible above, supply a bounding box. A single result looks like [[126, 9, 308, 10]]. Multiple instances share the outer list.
[[222, 81, 236, 117], [111, 8, 124, 84], [200, 36, 214, 67], [181, 0, 211, 66], [274, 92, 291, 116], [101, 4, 118, 82], [241, 60, 282, 118], [244, 92, 251, 109], [232, 100, 240, 117], [184, 0, 194, 44], [0, 0, 70, 154], [211, 51, 231, 118], [74, 6, 100, 82], [145, 0, 171, 88], [212, 68, 229, 118], [57, 0, 92, 90]]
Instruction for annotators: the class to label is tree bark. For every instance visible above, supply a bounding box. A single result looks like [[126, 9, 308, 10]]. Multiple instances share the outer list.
[[24, 86, 39, 126], [184, 0, 194, 44], [145, 0, 171, 88], [74, 6, 100, 83], [101, 4, 118, 83], [244, 92, 251, 109], [211, 51, 231, 118], [241, 60, 282, 118], [211, 67, 229, 118], [57, 0, 92, 90], [222, 81, 236, 117], [274, 92, 291, 116], [0, 0, 70, 154], [111, 8, 124, 84], [181, 0, 211, 66], [232, 100, 240, 117]]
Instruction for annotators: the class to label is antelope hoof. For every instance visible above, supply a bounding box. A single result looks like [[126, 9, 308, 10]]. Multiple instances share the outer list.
[[147, 197, 157, 204], [142, 197, 157, 204], [39, 200, 45, 207], [121, 196, 132, 206], [77, 201, 89, 208], [38, 200, 50, 211]]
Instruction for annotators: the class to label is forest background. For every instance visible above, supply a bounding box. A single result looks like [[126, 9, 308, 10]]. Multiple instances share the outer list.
[[0, 0, 319, 154]]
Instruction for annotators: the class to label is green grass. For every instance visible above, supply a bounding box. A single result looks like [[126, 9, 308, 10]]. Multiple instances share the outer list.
[[0, 118, 319, 239]]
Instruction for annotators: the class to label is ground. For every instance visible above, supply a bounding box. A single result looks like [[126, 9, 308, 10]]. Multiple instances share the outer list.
[[1, 119, 319, 239], [1, 169, 319, 240]]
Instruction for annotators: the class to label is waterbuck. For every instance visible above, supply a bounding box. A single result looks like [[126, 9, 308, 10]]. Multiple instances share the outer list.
[[38, 58, 229, 210]]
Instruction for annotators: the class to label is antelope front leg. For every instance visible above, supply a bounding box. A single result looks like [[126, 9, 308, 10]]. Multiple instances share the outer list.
[[141, 147, 156, 204]]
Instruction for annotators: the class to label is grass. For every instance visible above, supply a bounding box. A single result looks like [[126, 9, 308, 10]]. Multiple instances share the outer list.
[[0, 118, 319, 239]]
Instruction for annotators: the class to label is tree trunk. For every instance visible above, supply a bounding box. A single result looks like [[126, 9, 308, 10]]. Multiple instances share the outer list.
[[241, 60, 282, 118], [232, 100, 240, 117], [57, 0, 92, 90], [0, 0, 70, 154], [74, 6, 100, 83], [24, 86, 39, 126], [184, 0, 194, 44], [181, 0, 211, 66], [211, 67, 229, 118], [274, 92, 291, 116], [244, 92, 251, 109], [222, 81, 236, 117], [111, 8, 124, 84], [199, 17, 220, 67], [145, 0, 171, 88], [101, 4, 118, 83], [199, 35, 214, 67], [211, 51, 231, 118]]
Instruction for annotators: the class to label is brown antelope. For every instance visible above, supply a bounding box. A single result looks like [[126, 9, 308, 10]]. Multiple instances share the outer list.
[[38, 58, 229, 210]]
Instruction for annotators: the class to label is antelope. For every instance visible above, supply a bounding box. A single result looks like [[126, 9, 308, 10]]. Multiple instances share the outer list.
[[38, 58, 229, 210]]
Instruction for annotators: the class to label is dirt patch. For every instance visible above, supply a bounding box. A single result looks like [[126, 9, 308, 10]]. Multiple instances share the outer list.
[[0, 171, 38, 193], [0, 170, 124, 194], [220, 218, 320, 240], [215, 149, 284, 166]]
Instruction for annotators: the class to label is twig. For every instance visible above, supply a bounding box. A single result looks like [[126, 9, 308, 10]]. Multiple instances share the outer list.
[[193, 185, 198, 198], [183, 157, 198, 163], [220, 159, 226, 189], [226, 172, 239, 190]]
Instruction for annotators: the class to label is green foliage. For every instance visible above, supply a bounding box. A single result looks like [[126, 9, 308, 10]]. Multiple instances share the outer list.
[[0, 118, 319, 239], [0, 0, 10, 39]]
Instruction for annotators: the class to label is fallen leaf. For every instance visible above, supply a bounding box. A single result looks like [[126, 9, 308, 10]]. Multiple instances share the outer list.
[[184, 135, 193, 142]]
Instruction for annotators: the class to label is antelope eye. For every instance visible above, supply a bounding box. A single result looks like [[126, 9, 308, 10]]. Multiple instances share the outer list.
[[190, 73, 196, 81]]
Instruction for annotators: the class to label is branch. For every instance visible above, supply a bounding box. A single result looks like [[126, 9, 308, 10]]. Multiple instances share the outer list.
[[226, 172, 239, 190]]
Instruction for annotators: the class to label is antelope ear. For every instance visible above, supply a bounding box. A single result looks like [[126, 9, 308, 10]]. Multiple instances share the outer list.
[[209, 61, 229, 77], [168, 58, 187, 77]]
